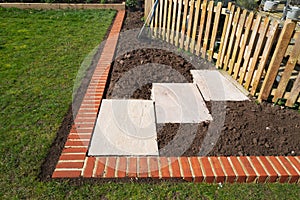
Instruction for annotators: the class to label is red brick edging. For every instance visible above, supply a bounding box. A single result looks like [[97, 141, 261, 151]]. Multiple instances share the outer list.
[[52, 10, 300, 183]]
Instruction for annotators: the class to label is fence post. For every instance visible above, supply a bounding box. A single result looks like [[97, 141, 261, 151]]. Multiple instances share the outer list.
[[145, 0, 154, 19], [258, 19, 296, 102]]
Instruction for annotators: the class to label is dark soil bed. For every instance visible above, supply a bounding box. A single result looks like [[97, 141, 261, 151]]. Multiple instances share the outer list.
[[106, 49, 300, 157]]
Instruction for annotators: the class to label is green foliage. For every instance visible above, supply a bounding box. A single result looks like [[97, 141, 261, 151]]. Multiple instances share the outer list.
[[100, 0, 107, 4], [125, 0, 137, 7], [236, 0, 260, 11]]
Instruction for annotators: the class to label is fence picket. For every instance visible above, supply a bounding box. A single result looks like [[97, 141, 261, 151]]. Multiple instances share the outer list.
[[251, 20, 279, 96], [286, 73, 300, 107], [190, 0, 201, 53], [162, 0, 168, 40], [170, 0, 178, 44], [180, 0, 189, 49], [228, 10, 247, 74], [258, 20, 296, 102], [218, 5, 235, 67], [233, 12, 254, 80], [201, 1, 214, 58], [223, 7, 241, 70], [175, 0, 183, 46], [244, 17, 270, 90], [272, 32, 300, 101], [185, 0, 195, 51], [166, 0, 173, 42], [158, 0, 164, 38], [195, 0, 208, 55], [208, 2, 222, 61]]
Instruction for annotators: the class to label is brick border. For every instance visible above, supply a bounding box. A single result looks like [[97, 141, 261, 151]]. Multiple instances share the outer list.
[[0, 3, 125, 10], [52, 10, 300, 183]]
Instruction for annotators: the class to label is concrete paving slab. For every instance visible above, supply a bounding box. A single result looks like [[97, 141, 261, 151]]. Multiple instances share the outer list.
[[191, 70, 249, 101], [88, 99, 158, 156], [151, 83, 212, 123]]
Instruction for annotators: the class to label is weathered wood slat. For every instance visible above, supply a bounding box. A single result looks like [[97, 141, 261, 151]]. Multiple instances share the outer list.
[[272, 31, 300, 101], [233, 12, 254, 80], [175, 0, 183, 46], [286, 73, 300, 106], [244, 17, 270, 90], [251, 20, 279, 96], [208, 2, 222, 61], [239, 15, 262, 85], [217, 4, 235, 67], [180, 0, 189, 49], [190, 0, 201, 53], [228, 9, 247, 74], [195, 0, 208, 55], [223, 7, 241, 70], [201, 0, 214, 58], [185, 0, 195, 51], [166, 0, 173, 42], [158, 0, 164, 38], [258, 20, 296, 101], [162, 0, 168, 40], [170, 0, 178, 44]]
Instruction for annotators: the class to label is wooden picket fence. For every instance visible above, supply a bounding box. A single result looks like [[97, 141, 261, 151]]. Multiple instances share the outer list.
[[145, 0, 300, 107]]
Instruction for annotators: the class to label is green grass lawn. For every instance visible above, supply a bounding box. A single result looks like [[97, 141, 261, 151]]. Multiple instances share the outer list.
[[0, 7, 299, 199]]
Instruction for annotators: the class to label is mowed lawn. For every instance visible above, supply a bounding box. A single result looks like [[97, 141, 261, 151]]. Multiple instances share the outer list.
[[0, 7, 299, 199]]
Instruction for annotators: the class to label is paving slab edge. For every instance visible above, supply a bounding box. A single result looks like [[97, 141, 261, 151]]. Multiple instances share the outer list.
[[52, 10, 300, 183]]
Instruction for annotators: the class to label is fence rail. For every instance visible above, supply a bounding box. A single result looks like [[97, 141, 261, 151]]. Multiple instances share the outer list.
[[145, 0, 300, 107]]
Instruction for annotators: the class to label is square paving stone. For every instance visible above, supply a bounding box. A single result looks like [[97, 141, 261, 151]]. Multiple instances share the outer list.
[[88, 99, 158, 156], [191, 70, 249, 101], [151, 83, 212, 123]]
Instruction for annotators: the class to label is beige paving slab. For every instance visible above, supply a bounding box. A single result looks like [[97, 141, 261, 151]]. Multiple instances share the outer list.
[[88, 99, 158, 156], [191, 70, 249, 101], [151, 83, 212, 123]]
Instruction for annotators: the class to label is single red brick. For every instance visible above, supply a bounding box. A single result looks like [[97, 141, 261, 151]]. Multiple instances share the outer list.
[[127, 157, 137, 177], [59, 154, 86, 161], [267, 156, 289, 183], [258, 156, 278, 182], [218, 157, 236, 183], [73, 123, 94, 129], [74, 118, 96, 124], [179, 157, 193, 181], [138, 157, 149, 178], [199, 157, 215, 183], [189, 157, 204, 182], [286, 157, 300, 174], [68, 134, 91, 140], [248, 157, 268, 183], [76, 113, 97, 118], [64, 140, 89, 147], [95, 157, 107, 177], [56, 162, 84, 169], [169, 157, 181, 178], [228, 157, 247, 183], [52, 170, 81, 178], [277, 156, 299, 183], [238, 157, 257, 183], [116, 157, 127, 178], [149, 157, 160, 178], [62, 147, 87, 154], [105, 157, 117, 178], [159, 157, 170, 178], [83, 157, 96, 178], [209, 157, 225, 183], [70, 128, 93, 134]]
